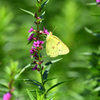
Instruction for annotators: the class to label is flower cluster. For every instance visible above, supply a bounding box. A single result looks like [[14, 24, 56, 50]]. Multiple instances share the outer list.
[[28, 27, 49, 71], [3, 92, 12, 100], [96, 0, 100, 3]]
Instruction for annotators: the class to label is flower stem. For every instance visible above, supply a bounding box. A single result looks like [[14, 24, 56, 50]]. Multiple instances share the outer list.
[[36, 21, 46, 99], [37, 24, 39, 40], [38, 50, 45, 88]]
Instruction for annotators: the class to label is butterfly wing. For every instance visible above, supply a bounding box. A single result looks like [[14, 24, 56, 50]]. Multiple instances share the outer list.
[[46, 36, 59, 57], [53, 35, 69, 55], [46, 32, 69, 57]]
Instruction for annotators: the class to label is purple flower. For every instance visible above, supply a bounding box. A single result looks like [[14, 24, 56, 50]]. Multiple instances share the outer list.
[[32, 64, 37, 70], [33, 53, 38, 57], [43, 27, 49, 34], [28, 34, 34, 41], [33, 41, 40, 47], [3, 92, 12, 100], [38, 40, 44, 45], [30, 46, 36, 54], [32, 64, 40, 71], [96, 0, 100, 3], [28, 27, 34, 33]]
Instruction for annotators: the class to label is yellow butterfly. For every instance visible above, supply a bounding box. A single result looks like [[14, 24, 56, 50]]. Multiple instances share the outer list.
[[46, 32, 69, 57]]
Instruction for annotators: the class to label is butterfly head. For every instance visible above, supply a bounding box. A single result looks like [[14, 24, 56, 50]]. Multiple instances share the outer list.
[[46, 32, 52, 39]]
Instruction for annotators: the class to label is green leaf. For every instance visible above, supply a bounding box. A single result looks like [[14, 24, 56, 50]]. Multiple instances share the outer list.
[[42, 65, 51, 81], [41, 0, 49, 10], [0, 81, 8, 88], [27, 39, 33, 45], [45, 58, 63, 66], [46, 81, 66, 93], [20, 8, 35, 17], [23, 79, 44, 91], [36, 0, 40, 2], [36, 18, 44, 23], [86, 2, 97, 6], [45, 96, 54, 100], [5, 60, 18, 75], [43, 77, 57, 84], [36, 2, 41, 9], [43, 70, 49, 80], [40, 11, 45, 19], [93, 86, 100, 92], [27, 32, 34, 45], [90, 14, 100, 16], [43, 58, 63, 79], [0, 88, 9, 92], [45, 92, 56, 100], [51, 58, 63, 63], [15, 64, 31, 79], [84, 27, 100, 38], [36, 90, 45, 100], [36, 90, 40, 100], [26, 89, 35, 100]]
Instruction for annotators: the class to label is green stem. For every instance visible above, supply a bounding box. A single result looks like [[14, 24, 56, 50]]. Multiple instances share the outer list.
[[36, 20, 46, 99], [35, 2, 47, 98], [38, 49, 46, 99], [38, 50, 44, 87], [37, 24, 39, 40]]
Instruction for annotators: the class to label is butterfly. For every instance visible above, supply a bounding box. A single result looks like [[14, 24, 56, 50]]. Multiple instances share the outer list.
[[46, 32, 69, 57]]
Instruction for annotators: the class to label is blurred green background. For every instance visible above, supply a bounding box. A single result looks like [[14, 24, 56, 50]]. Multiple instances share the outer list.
[[0, 0, 100, 100]]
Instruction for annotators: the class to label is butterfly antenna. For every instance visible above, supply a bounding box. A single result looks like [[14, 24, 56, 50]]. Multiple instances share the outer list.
[[52, 26, 57, 32]]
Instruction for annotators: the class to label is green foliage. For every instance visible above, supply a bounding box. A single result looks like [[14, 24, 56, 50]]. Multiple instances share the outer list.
[[46, 81, 66, 93], [86, 2, 97, 6], [0, 0, 100, 100], [85, 27, 100, 38], [0, 60, 19, 98], [26, 89, 35, 100], [20, 8, 35, 17], [41, 0, 49, 10]]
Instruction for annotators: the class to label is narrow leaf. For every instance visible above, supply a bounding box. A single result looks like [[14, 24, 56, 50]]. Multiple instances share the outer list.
[[36, 0, 40, 2], [26, 89, 35, 100], [36, 18, 43, 23], [15, 64, 31, 79], [46, 92, 55, 100], [36, 90, 45, 100], [23, 79, 44, 91], [46, 81, 66, 93], [23, 79, 41, 84], [40, 11, 45, 19], [44, 58, 63, 77], [0, 88, 9, 92], [43, 77, 57, 84], [41, 0, 49, 10], [86, 2, 97, 6], [90, 14, 100, 16], [45, 62, 52, 66], [43, 70, 49, 80], [45, 58, 63, 66], [51, 58, 63, 63], [93, 86, 100, 92], [85, 27, 100, 38], [36, 2, 41, 9], [27, 39, 33, 45], [0, 81, 8, 87], [36, 90, 41, 100], [20, 8, 35, 17]]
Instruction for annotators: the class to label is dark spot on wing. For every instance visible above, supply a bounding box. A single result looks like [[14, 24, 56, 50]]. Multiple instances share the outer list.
[[57, 42, 60, 45], [52, 46, 55, 49]]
